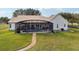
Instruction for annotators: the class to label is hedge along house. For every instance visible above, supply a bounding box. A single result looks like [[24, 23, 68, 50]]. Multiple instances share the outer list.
[[8, 14, 68, 33]]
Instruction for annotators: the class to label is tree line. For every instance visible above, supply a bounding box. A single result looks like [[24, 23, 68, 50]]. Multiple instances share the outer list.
[[13, 8, 41, 17], [0, 17, 10, 24]]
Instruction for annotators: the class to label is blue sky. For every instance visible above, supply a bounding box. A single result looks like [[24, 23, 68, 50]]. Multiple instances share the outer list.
[[0, 8, 79, 18]]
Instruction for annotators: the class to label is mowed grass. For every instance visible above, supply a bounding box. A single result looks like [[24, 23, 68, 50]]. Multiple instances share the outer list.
[[29, 29, 79, 51], [0, 24, 32, 51]]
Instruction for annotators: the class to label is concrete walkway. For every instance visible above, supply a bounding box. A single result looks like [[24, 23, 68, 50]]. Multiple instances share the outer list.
[[18, 33, 36, 51]]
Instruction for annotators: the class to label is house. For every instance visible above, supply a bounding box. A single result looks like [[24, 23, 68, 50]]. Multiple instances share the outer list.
[[8, 14, 68, 33]]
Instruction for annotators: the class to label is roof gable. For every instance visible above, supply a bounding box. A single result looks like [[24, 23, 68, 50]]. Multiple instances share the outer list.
[[51, 14, 68, 23]]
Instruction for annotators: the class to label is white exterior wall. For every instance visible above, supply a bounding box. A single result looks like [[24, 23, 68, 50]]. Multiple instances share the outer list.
[[51, 15, 68, 31], [9, 23, 15, 30]]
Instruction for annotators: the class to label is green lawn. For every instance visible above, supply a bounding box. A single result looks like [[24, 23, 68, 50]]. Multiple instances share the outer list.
[[29, 28, 79, 51], [1, 24, 79, 51], [0, 24, 32, 51]]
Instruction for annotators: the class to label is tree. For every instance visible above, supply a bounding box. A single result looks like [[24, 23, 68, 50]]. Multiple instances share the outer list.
[[0, 17, 10, 24], [13, 8, 41, 17]]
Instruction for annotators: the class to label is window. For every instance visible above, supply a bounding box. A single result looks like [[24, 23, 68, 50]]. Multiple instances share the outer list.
[[64, 24, 66, 27], [57, 24, 58, 28]]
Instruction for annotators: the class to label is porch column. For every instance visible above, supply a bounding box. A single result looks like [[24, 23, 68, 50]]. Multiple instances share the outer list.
[[39, 23, 41, 30], [39, 23, 41, 31], [29, 21, 31, 32]]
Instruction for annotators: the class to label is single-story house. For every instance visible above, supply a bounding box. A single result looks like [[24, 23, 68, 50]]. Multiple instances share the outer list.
[[8, 14, 68, 33]]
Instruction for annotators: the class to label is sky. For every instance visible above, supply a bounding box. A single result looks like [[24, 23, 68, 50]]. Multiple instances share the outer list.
[[0, 8, 79, 18]]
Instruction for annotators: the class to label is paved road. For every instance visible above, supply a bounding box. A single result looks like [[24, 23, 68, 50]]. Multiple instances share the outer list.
[[18, 33, 36, 51]]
